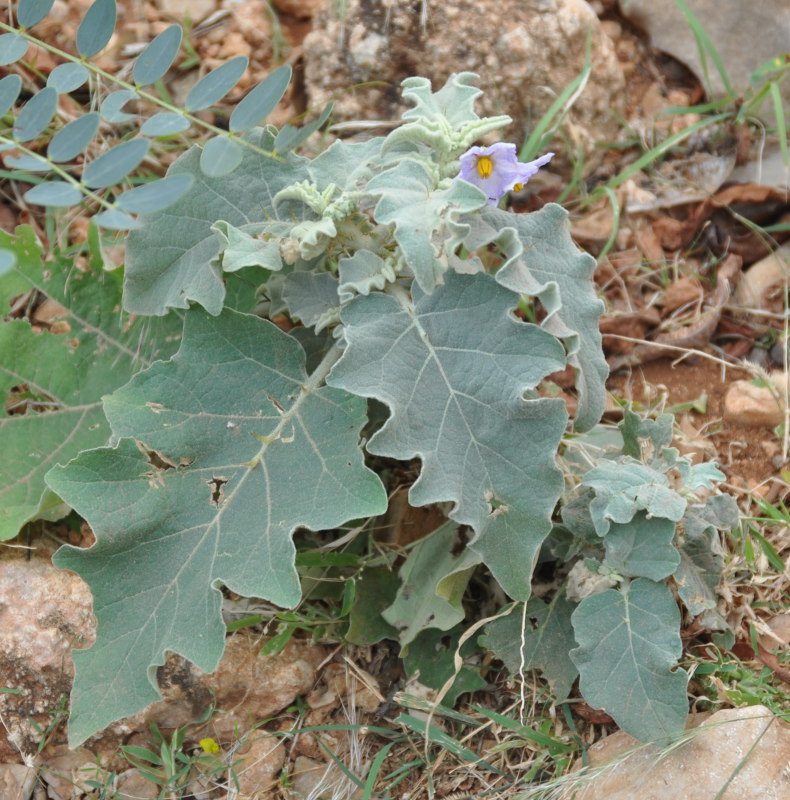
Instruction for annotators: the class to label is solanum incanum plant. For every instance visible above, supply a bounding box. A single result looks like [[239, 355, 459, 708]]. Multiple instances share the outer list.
[[0, 2, 739, 753]]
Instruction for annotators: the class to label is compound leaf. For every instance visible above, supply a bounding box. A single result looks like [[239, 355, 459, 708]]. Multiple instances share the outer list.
[[133, 24, 182, 86], [48, 113, 100, 162], [18, 0, 56, 27], [199, 135, 243, 177], [229, 64, 291, 132], [0, 74, 22, 117], [47, 62, 90, 93], [328, 270, 568, 599], [0, 33, 29, 66], [185, 55, 247, 111], [464, 204, 607, 432], [76, 0, 117, 58], [14, 86, 58, 141], [100, 89, 138, 123], [480, 594, 578, 700], [82, 138, 149, 188], [0, 226, 180, 540], [570, 578, 688, 743], [125, 128, 310, 316], [24, 181, 82, 206], [141, 111, 190, 136], [47, 307, 387, 747]]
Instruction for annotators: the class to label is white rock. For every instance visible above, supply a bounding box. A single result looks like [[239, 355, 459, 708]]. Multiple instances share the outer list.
[[561, 705, 790, 800], [0, 764, 36, 800], [734, 244, 790, 310], [723, 371, 787, 428]]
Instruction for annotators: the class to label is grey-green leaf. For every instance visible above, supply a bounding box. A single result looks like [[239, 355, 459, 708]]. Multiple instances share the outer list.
[[82, 138, 149, 188], [327, 270, 568, 600], [47, 307, 386, 747], [140, 111, 190, 136], [199, 135, 243, 177], [18, 0, 56, 27], [273, 102, 333, 154], [100, 89, 138, 123], [48, 113, 100, 162], [0, 33, 29, 66], [133, 24, 182, 86], [93, 209, 140, 230], [603, 513, 680, 581], [116, 175, 193, 214], [24, 181, 82, 206], [282, 271, 339, 332], [124, 128, 309, 316], [5, 153, 52, 172], [480, 595, 578, 701], [0, 74, 22, 117], [570, 579, 688, 743], [47, 62, 90, 93], [229, 64, 291, 132], [466, 204, 607, 432], [185, 56, 247, 111], [76, 0, 117, 58], [14, 86, 58, 141]]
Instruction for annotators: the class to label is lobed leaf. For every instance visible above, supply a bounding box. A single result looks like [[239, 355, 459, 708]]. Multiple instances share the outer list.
[[229, 64, 291, 132], [13, 86, 58, 141], [464, 204, 607, 432], [133, 24, 182, 86], [603, 512, 680, 581], [76, 0, 116, 58], [18, 0, 56, 28], [48, 112, 100, 162], [570, 579, 688, 743], [0, 226, 180, 539], [185, 55, 248, 112], [125, 128, 310, 316], [328, 270, 568, 599], [367, 159, 485, 293], [82, 138, 149, 188], [47, 306, 387, 747]]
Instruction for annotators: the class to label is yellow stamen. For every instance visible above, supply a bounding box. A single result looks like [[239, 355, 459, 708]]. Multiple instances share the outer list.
[[512, 182, 523, 192], [200, 737, 221, 754], [476, 155, 493, 179]]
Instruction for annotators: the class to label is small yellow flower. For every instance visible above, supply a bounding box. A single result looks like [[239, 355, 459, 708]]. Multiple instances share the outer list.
[[199, 737, 221, 755]]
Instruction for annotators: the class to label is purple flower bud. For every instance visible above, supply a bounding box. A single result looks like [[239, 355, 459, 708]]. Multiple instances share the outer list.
[[457, 143, 554, 206]]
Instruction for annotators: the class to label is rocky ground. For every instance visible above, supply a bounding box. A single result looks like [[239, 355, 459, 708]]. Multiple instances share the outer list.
[[3, 0, 790, 798]]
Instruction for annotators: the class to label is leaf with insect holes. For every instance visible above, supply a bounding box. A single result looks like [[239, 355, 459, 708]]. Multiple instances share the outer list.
[[479, 594, 578, 701], [125, 127, 311, 316], [570, 578, 688, 743], [0, 226, 181, 540], [47, 307, 387, 747], [328, 270, 568, 600]]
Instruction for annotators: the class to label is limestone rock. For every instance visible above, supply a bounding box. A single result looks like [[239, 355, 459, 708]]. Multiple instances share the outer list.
[[235, 734, 286, 797], [155, 0, 216, 22], [622, 1, 790, 118], [734, 244, 790, 310], [105, 634, 326, 743], [0, 556, 95, 762], [562, 705, 790, 800], [302, 0, 625, 164], [723, 372, 786, 428], [39, 748, 99, 798], [115, 769, 159, 800], [0, 764, 36, 800]]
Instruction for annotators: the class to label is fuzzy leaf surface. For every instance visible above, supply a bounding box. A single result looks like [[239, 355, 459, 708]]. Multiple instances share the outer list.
[[0, 227, 180, 539], [603, 512, 680, 581], [125, 128, 309, 316], [328, 271, 568, 599], [479, 594, 578, 700], [464, 204, 606, 432], [47, 307, 386, 747], [570, 579, 688, 742]]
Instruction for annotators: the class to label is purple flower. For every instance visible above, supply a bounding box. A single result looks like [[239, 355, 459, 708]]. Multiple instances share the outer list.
[[457, 143, 554, 206]]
